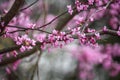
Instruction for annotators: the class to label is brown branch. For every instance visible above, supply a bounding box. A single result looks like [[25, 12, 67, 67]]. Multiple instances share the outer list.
[[1, 0, 25, 25], [0, 42, 41, 66], [0, 0, 25, 34], [86, 29, 119, 36], [73, 29, 120, 39], [0, 46, 37, 66], [0, 45, 21, 54]]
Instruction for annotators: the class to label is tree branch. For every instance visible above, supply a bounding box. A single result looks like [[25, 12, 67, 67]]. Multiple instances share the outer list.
[[0, 46, 37, 66], [0, 0, 25, 34], [0, 28, 119, 66], [71, 28, 120, 39], [0, 45, 21, 54], [86, 29, 119, 36]]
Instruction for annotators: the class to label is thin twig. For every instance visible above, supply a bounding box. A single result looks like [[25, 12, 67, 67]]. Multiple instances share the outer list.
[[42, 0, 47, 25], [55, 7, 78, 31], [20, 0, 39, 11], [73, 28, 120, 39], [37, 10, 69, 29], [7, 25, 52, 34], [31, 51, 42, 80]]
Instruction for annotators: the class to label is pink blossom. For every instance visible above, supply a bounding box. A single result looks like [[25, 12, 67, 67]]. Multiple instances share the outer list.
[[87, 28, 95, 32], [95, 33, 100, 39], [27, 23, 36, 29], [67, 5, 73, 15], [20, 46, 26, 52], [6, 67, 11, 74], [103, 26, 107, 31], [75, 16, 85, 25], [117, 31, 120, 36], [88, 0, 95, 5], [11, 50, 18, 57], [75, 0, 88, 12]]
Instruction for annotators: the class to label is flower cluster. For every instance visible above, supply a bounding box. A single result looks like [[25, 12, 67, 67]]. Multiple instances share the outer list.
[[80, 28, 100, 46], [68, 27, 100, 47], [40, 30, 74, 50], [14, 35, 36, 52], [75, 0, 89, 12]]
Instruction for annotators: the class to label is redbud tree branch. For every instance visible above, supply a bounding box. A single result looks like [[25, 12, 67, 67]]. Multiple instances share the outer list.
[[0, 41, 43, 66], [86, 29, 119, 36], [0, 28, 119, 66], [0, 0, 25, 36], [0, 0, 25, 28], [0, 45, 21, 54], [0, 46, 37, 66]]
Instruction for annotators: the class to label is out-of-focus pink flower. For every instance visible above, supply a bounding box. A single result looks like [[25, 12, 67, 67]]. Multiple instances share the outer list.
[[88, 0, 95, 5], [103, 26, 107, 31], [6, 67, 11, 74], [102, 44, 120, 77], [12, 60, 21, 70], [117, 31, 120, 36], [71, 45, 107, 80]]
